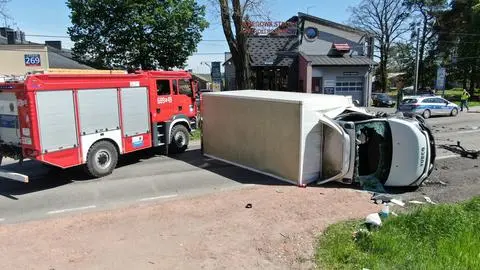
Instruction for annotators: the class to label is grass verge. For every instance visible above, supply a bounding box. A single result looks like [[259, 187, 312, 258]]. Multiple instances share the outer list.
[[190, 129, 201, 141], [315, 196, 480, 270]]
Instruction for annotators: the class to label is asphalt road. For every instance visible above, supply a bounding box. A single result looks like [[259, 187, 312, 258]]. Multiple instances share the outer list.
[[0, 109, 479, 224]]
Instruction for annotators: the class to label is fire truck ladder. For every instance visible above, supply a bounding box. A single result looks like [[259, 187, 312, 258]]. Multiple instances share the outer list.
[[152, 122, 170, 155]]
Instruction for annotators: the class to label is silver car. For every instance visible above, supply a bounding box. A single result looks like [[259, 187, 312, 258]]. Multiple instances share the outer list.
[[397, 96, 460, 119]]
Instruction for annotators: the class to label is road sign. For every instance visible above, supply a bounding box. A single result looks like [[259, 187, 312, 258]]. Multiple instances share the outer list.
[[211, 62, 222, 91], [435, 67, 446, 90]]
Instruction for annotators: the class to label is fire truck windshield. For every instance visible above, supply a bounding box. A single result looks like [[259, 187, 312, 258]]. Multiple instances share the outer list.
[[179, 79, 193, 97]]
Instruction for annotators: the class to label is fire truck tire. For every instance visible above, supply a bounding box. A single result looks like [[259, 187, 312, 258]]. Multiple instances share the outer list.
[[169, 124, 189, 154], [85, 140, 118, 178]]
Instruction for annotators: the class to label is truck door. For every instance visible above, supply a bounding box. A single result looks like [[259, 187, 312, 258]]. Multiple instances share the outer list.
[[171, 78, 196, 118], [152, 79, 174, 122]]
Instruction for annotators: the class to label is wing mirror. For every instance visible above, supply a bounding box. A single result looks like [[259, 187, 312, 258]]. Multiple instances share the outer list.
[[353, 100, 360, 107]]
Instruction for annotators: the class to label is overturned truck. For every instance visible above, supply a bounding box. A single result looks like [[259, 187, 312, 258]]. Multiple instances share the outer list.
[[200, 90, 436, 188]]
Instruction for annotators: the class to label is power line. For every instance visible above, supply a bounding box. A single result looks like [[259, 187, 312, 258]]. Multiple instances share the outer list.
[[24, 34, 227, 42]]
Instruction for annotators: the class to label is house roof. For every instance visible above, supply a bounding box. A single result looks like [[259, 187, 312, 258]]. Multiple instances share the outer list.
[[296, 12, 370, 36], [47, 50, 95, 69], [303, 54, 377, 66], [247, 36, 299, 67], [192, 73, 211, 82]]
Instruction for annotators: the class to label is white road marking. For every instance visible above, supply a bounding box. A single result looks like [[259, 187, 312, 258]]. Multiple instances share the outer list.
[[137, 194, 178, 202], [436, 129, 480, 137], [47, 205, 96, 215], [436, 154, 460, 160]]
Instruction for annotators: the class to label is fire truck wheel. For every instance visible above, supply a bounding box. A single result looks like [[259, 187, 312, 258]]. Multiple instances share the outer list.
[[85, 140, 118, 178], [169, 125, 189, 154]]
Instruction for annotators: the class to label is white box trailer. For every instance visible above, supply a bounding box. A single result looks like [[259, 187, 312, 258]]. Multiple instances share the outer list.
[[200, 90, 436, 188], [200, 90, 360, 186]]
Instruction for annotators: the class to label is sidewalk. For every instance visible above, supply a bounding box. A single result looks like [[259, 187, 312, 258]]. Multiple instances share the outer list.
[[0, 185, 379, 270], [465, 106, 480, 113]]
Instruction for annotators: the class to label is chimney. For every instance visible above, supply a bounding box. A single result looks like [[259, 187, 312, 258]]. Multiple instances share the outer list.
[[6, 30, 15, 44], [45, 40, 62, 50], [20, 31, 25, 44]]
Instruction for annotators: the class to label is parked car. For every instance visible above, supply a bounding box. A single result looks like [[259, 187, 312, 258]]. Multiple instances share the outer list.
[[372, 92, 396, 107], [397, 96, 459, 119]]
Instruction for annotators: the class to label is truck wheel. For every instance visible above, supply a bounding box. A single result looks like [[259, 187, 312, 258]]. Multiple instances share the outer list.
[[85, 140, 118, 178], [169, 125, 189, 154]]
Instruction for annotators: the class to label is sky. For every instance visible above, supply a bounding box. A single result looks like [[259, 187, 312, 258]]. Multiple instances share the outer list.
[[3, 0, 360, 73]]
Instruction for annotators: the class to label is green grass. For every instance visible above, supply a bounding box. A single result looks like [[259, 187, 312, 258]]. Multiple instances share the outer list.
[[453, 101, 480, 108], [190, 129, 201, 141], [315, 196, 480, 270]]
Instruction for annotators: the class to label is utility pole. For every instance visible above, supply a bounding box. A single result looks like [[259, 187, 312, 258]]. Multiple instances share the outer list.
[[414, 27, 420, 95]]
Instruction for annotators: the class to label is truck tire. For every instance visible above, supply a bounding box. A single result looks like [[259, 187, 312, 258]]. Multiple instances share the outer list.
[[169, 124, 189, 154], [85, 140, 118, 178]]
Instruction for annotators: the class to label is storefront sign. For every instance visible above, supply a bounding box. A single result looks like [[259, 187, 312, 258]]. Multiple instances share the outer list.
[[343, 72, 359, 76], [435, 67, 446, 90], [24, 54, 41, 66], [211, 61, 222, 91], [242, 21, 297, 36]]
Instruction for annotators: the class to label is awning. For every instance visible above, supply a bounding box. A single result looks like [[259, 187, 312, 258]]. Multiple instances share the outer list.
[[304, 55, 378, 66], [333, 43, 351, 52]]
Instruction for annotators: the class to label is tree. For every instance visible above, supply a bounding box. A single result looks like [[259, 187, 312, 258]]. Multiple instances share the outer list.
[[67, 0, 208, 70], [436, 0, 480, 93], [349, 0, 410, 92], [217, 0, 268, 90], [405, 0, 447, 88], [388, 42, 416, 86], [0, 0, 10, 23]]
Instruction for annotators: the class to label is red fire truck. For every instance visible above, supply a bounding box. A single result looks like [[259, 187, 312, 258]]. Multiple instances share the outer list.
[[0, 70, 198, 182]]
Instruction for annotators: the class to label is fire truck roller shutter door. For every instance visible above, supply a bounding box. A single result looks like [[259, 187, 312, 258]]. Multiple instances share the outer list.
[[36, 90, 78, 154], [120, 87, 151, 153], [77, 88, 123, 163]]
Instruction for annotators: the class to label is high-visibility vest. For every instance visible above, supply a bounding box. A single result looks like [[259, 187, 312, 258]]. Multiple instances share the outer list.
[[461, 92, 470, 100]]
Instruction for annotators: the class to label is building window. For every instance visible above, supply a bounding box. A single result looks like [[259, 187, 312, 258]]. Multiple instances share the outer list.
[[156, 80, 170, 95], [304, 27, 318, 41], [179, 78, 193, 97]]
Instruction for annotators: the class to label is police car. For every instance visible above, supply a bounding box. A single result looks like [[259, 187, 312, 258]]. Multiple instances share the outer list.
[[397, 95, 459, 119]]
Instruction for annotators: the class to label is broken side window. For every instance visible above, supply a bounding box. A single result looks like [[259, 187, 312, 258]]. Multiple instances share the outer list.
[[355, 120, 393, 185]]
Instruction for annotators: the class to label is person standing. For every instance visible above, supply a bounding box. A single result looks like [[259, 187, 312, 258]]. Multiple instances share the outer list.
[[460, 89, 471, 112], [396, 87, 404, 110]]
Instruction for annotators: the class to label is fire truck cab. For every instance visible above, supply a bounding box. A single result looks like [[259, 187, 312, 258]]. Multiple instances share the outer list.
[[0, 70, 198, 182]]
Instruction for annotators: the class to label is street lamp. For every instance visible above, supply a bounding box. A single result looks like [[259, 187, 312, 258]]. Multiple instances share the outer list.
[[306, 6, 316, 15]]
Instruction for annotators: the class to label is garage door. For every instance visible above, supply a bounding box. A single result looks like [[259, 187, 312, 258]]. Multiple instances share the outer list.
[[334, 76, 364, 105]]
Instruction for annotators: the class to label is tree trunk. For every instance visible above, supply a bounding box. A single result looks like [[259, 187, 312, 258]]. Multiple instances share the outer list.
[[379, 45, 388, 92], [469, 65, 476, 94], [419, 14, 428, 88]]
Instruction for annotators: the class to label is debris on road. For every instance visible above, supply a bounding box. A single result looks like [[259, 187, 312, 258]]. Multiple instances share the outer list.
[[409, 200, 426, 205], [439, 141, 479, 159], [370, 193, 392, 204], [245, 203, 252, 208], [424, 196, 437, 205], [365, 213, 382, 227], [390, 199, 405, 207], [370, 193, 404, 207]]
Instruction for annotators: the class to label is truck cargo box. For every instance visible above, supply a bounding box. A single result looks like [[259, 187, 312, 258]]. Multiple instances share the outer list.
[[200, 90, 357, 186]]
